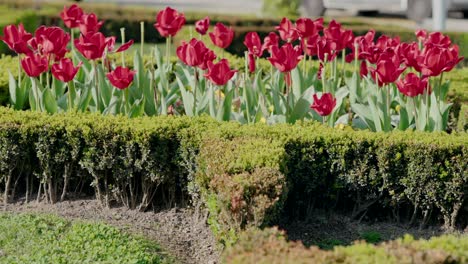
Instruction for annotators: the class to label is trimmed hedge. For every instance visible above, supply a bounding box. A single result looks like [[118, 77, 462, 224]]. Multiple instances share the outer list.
[[222, 227, 468, 264], [0, 108, 466, 246]]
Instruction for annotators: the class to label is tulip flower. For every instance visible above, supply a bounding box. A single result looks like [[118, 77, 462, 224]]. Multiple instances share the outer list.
[[209, 22, 234, 49], [106, 66, 135, 90], [369, 52, 406, 86], [51, 58, 82, 83], [243, 32, 263, 57], [105, 37, 134, 53], [268, 43, 303, 73], [28, 26, 70, 60], [60, 4, 84, 29], [316, 37, 338, 62], [415, 29, 427, 42], [420, 45, 463, 77], [176, 38, 209, 67], [248, 52, 256, 73], [21, 54, 49, 77], [360, 61, 368, 78], [295, 17, 321, 39], [0, 23, 33, 55], [310, 93, 336, 116], [199, 49, 217, 70], [195, 16, 210, 35], [424, 32, 451, 48], [74, 31, 107, 60], [154, 7, 186, 37], [79, 13, 104, 35], [204, 59, 237, 86], [396, 73, 428, 97], [398, 42, 423, 72], [262, 32, 279, 54], [323, 20, 354, 52], [276, 17, 298, 43]]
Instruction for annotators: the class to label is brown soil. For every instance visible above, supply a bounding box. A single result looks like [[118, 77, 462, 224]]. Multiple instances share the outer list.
[[2, 199, 221, 264]]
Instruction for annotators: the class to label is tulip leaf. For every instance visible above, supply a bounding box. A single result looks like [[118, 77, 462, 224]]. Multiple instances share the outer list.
[[351, 103, 376, 131], [29, 88, 37, 112], [77, 82, 93, 112], [291, 68, 304, 99], [42, 88, 58, 114], [97, 64, 112, 108], [8, 71, 17, 107], [129, 98, 146, 118], [217, 84, 234, 122], [176, 74, 194, 116], [288, 87, 314, 123]]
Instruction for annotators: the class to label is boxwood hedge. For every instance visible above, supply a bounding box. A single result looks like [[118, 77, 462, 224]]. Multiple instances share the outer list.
[[0, 108, 466, 246]]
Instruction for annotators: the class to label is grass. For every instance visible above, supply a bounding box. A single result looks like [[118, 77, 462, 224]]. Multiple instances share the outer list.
[[0, 212, 173, 264]]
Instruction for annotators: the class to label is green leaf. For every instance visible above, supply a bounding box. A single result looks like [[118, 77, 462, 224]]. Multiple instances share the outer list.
[[42, 88, 58, 114], [288, 87, 314, 123], [129, 98, 146, 118]]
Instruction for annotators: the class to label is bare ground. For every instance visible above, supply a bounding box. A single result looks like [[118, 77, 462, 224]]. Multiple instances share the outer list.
[[1, 198, 221, 264]]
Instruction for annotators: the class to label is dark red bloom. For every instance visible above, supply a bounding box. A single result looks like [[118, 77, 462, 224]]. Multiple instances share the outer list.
[[195, 16, 210, 35], [420, 45, 464, 77], [262, 32, 279, 54], [303, 34, 320, 57], [106, 66, 135, 90], [176, 38, 208, 67], [0, 23, 32, 55], [375, 35, 400, 51], [51, 58, 81, 82], [369, 52, 406, 86], [396, 73, 429, 97], [74, 31, 107, 60], [398, 42, 423, 72], [276, 17, 298, 43], [268, 43, 303, 73], [209, 22, 234, 49], [105, 37, 134, 53], [310, 93, 336, 116], [28, 26, 70, 60], [295, 17, 321, 38], [323, 20, 354, 52], [21, 54, 48, 77], [204, 59, 237, 86], [199, 49, 217, 70], [415, 29, 427, 42], [360, 61, 368, 78], [317, 62, 323, 80], [60, 4, 84, 29], [154, 7, 186, 37], [79, 13, 104, 35], [316, 36, 338, 62], [248, 52, 256, 73], [424, 32, 451, 48], [243, 32, 263, 57]]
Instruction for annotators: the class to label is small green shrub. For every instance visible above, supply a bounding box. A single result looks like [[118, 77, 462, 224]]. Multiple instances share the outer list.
[[0, 213, 170, 263]]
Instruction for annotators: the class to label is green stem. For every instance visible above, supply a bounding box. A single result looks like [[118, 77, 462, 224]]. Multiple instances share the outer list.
[[67, 80, 76, 112], [166, 36, 171, 69], [120, 27, 126, 67], [93, 61, 100, 112], [438, 72, 444, 101], [193, 70, 198, 116], [322, 61, 327, 93], [70, 28, 75, 54], [46, 70, 50, 90], [341, 49, 346, 79], [386, 85, 391, 131], [411, 96, 418, 130], [140, 22, 145, 56], [31, 77, 40, 111], [17, 55, 22, 87], [124, 88, 130, 115]]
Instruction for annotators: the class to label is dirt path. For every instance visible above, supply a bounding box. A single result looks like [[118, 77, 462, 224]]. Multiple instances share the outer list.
[[2, 199, 221, 264]]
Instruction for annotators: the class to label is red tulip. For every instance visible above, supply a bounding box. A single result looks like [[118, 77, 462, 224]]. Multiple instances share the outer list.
[[275, 17, 298, 43], [204, 59, 237, 86], [323, 20, 354, 52], [424, 32, 451, 48], [21, 54, 48, 77], [420, 45, 463, 77], [360, 61, 368, 78], [310, 93, 336, 116], [105, 36, 134, 53], [295, 17, 321, 38], [262, 32, 279, 54], [375, 35, 400, 51], [60, 4, 84, 29], [154, 7, 186, 37], [209, 22, 234, 49], [268, 43, 303, 73], [316, 36, 338, 62], [74, 31, 107, 60], [106, 66, 135, 90], [353, 30, 376, 62], [199, 49, 217, 70], [248, 52, 256, 73], [51, 58, 82, 82], [243, 32, 263, 57], [28, 26, 70, 60], [415, 29, 427, 42], [398, 42, 423, 72], [369, 52, 406, 86], [317, 62, 323, 80], [303, 34, 320, 57], [396, 73, 429, 97], [79, 13, 104, 35], [176, 38, 207, 67], [0, 23, 33, 55], [195, 16, 210, 35]]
